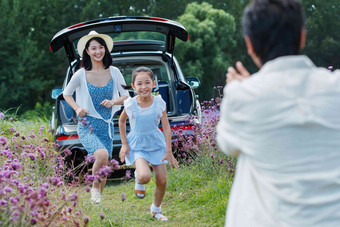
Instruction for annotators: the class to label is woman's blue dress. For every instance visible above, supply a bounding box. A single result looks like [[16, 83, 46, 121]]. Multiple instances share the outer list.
[[77, 78, 114, 158]]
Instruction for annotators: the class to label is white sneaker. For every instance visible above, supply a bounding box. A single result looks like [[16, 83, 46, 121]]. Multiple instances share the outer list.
[[91, 189, 101, 204]]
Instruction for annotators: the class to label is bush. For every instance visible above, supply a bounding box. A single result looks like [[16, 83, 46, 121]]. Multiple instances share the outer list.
[[173, 86, 236, 175]]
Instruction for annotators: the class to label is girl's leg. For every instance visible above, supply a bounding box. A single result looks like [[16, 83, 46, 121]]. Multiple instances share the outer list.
[[135, 158, 151, 184], [100, 178, 107, 194], [151, 164, 167, 206], [92, 148, 109, 192], [134, 158, 151, 198]]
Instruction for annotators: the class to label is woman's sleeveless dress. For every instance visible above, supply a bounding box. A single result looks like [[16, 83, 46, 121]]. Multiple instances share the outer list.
[[125, 96, 168, 165], [77, 78, 114, 158]]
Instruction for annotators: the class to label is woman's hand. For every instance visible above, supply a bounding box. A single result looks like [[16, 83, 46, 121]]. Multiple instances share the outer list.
[[75, 107, 88, 117], [161, 150, 179, 170], [100, 99, 115, 108], [119, 144, 129, 163]]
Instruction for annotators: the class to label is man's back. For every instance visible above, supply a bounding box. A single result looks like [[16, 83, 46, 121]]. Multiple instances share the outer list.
[[217, 55, 340, 226]]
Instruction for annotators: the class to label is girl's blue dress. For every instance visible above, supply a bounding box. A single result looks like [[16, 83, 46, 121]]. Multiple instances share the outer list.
[[77, 78, 114, 158], [124, 96, 168, 165]]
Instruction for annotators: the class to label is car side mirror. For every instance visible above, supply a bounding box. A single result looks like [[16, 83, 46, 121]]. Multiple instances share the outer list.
[[51, 88, 64, 100], [186, 77, 200, 89], [176, 80, 190, 90]]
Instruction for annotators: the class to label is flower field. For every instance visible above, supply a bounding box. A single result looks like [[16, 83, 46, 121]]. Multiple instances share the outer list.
[[0, 94, 236, 226]]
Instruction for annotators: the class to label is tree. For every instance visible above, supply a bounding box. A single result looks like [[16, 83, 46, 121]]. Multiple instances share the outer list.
[[0, 0, 84, 113], [301, 0, 340, 69], [176, 2, 237, 100]]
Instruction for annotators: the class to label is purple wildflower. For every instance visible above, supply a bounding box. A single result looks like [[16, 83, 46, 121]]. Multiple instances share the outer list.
[[28, 134, 36, 139], [84, 216, 90, 224], [39, 187, 47, 198], [0, 199, 7, 206], [0, 136, 7, 146], [31, 218, 37, 225], [100, 213, 105, 220], [69, 192, 78, 201], [11, 211, 19, 221], [97, 165, 113, 178], [88, 125, 94, 134], [121, 193, 126, 201], [28, 153, 36, 160], [41, 137, 49, 142], [110, 159, 119, 170], [85, 155, 96, 164], [63, 149, 72, 157], [0, 112, 5, 119], [10, 197, 19, 205], [125, 170, 131, 179], [84, 173, 98, 184], [29, 191, 39, 200], [80, 118, 89, 127], [4, 187, 13, 194]]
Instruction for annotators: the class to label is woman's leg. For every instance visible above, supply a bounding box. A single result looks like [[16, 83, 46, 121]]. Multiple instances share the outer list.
[[92, 148, 109, 193], [135, 158, 151, 184], [151, 164, 167, 206]]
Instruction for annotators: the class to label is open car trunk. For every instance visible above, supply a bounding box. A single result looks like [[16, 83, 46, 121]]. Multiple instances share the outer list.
[[50, 16, 189, 64]]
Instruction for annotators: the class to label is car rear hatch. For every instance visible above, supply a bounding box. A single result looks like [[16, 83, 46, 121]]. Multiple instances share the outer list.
[[49, 16, 189, 63]]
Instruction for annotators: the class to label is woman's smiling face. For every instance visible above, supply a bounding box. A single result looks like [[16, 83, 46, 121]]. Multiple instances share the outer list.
[[86, 40, 105, 63]]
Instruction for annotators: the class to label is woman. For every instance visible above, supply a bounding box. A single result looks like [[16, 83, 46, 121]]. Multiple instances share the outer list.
[[63, 30, 129, 204]]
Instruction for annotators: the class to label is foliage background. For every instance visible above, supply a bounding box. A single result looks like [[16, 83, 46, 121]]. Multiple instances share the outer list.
[[0, 0, 339, 113]]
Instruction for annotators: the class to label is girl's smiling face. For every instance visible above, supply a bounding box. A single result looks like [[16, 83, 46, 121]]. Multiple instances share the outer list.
[[86, 40, 105, 63], [132, 72, 155, 98]]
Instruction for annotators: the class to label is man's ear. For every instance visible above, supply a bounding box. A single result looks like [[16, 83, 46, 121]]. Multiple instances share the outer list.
[[244, 36, 255, 56], [244, 36, 262, 68], [153, 80, 156, 88], [300, 28, 306, 50]]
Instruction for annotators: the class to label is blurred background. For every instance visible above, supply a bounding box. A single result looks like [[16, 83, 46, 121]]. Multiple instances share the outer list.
[[0, 0, 339, 118]]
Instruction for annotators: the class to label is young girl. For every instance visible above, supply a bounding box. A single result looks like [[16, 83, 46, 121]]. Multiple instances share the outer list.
[[119, 66, 179, 221]]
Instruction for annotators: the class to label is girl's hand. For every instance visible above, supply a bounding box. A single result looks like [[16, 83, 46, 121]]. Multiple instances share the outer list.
[[100, 99, 115, 108], [119, 145, 129, 163], [75, 107, 88, 117], [161, 151, 179, 170]]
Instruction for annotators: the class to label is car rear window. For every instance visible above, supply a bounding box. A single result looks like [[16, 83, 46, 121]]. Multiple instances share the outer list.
[[115, 62, 169, 85], [73, 31, 166, 55]]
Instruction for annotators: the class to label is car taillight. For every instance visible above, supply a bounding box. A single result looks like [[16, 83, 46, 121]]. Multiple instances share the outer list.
[[68, 22, 86, 29], [150, 17, 168, 22], [57, 135, 79, 141], [159, 125, 193, 132]]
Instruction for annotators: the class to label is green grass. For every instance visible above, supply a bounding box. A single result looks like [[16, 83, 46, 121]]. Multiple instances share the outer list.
[[82, 157, 233, 226]]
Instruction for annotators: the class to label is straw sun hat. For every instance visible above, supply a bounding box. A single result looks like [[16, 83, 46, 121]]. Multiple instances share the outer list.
[[77, 30, 114, 56]]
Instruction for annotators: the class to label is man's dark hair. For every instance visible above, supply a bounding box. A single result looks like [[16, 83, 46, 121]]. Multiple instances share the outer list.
[[242, 0, 306, 65], [81, 37, 112, 70]]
